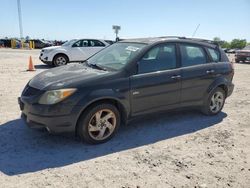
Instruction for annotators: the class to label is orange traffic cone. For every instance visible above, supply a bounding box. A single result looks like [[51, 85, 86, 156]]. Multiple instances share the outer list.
[[27, 56, 36, 71]]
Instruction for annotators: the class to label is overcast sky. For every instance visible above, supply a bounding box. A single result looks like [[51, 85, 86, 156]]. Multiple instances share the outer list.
[[0, 0, 250, 41]]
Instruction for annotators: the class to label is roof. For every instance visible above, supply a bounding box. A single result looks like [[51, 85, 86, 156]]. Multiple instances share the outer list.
[[121, 36, 218, 48]]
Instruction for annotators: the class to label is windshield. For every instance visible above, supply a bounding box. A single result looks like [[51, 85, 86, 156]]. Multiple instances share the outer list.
[[87, 42, 146, 71], [62, 39, 78, 46]]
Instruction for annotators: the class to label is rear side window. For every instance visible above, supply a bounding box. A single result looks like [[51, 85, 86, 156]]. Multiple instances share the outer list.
[[207, 48, 220, 62], [138, 44, 176, 74], [180, 44, 207, 67], [89, 40, 105, 47]]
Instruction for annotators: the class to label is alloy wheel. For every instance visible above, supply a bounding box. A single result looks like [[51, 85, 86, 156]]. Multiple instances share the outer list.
[[210, 91, 224, 113], [88, 109, 117, 141], [56, 56, 67, 66]]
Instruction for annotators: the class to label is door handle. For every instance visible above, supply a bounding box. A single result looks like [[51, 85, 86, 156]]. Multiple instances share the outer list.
[[171, 75, 181, 80], [206, 70, 215, 74]]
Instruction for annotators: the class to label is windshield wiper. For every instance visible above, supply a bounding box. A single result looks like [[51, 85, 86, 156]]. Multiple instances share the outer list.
[[87, 62, 107, 71]]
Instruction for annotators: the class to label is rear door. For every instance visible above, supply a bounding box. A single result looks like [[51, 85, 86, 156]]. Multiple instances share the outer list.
[[130, 43, 181, 115], [179, 43, 216, 106], [87, 40, 106, 56]]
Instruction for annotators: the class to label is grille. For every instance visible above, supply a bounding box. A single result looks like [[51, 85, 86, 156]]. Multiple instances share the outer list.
[[22, 85, 41, 96]]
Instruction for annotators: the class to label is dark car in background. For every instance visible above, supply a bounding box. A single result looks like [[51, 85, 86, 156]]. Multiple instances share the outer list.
[[28, 39, 52, 49], [0, 39, 4, 47], [0, 39, 13, 48], [18, 36, 234, 144], [235, 45, 250, 63]]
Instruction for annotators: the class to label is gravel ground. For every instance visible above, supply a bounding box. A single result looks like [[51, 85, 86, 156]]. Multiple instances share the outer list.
[[0, 49, 249, 188]]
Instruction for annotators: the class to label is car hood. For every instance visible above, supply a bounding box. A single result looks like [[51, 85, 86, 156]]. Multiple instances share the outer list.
[[42, 46, 63, 50], [29, 64, 109, 90]]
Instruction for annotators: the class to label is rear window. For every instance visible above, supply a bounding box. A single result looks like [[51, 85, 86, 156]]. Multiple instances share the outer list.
[[208, 48, 220, 62]]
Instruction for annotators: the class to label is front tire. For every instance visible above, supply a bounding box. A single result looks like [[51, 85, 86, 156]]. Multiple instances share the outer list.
[[77, 103, 121, 144], [202, 87, 225, 115], [53, 54, 68, 67]]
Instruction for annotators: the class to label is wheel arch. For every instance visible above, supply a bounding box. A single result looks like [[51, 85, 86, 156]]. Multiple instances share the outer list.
[[75, 97, 129, 135], [53, 53, 70, 64], [207, 78, 229, 98]]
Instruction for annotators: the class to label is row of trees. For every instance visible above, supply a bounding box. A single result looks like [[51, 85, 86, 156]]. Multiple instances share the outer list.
[[213, 37, 249, 49]]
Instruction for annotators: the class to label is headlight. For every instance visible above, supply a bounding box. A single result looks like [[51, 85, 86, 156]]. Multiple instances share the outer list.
[[43, 49, 53, 53], [38, 88, 77, 104]]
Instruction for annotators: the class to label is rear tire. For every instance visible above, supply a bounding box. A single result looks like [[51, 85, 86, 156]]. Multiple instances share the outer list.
[[53, 54, 68, 67], [77, 103, 120, 144], [202, 87, 225, 116]]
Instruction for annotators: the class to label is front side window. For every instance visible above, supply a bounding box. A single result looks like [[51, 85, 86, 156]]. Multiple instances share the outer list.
[[72, 40, 82, 47], [62, 39, 78, 46], [82, 40, 88, 47], [138, 44, 176, 74], [208, 48, 220, 62], [180, 44, 207, 67], [87, 42, 146, 71]]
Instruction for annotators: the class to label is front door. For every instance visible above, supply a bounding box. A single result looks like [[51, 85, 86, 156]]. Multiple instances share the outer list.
[[70, 39, 89, 61], [130, 43, 181, 115]]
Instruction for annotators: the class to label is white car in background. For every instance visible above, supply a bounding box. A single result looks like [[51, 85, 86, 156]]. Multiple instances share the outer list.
[[39, 39, 110, 66]]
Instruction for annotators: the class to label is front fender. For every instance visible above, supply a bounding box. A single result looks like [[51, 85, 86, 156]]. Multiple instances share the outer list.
[[50, 49, 69, 61], [75, 88, 130, 122]]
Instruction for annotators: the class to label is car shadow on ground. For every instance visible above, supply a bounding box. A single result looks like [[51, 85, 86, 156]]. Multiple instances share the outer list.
[[34, 64, 52, 69], [0, 110, 227, 176]]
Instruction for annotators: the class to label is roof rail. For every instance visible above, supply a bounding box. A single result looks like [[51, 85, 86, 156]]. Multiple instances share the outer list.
[[159, 36, 186, 39], [181, 37, 219, 46], [159, 36, 219, 46]]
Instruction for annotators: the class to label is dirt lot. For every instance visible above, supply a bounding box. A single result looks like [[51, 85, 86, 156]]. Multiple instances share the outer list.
[[0, 49, 249, 188]]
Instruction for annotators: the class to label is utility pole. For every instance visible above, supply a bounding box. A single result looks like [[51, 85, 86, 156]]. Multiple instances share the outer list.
[[112, 25, 121, 41], [17, 0, 23, 39], [192, 24, 200, 38]]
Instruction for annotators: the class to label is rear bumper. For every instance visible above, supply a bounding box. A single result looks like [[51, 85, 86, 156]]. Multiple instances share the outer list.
[[18, 97, 80, 133], [227, 83, 234, 97]]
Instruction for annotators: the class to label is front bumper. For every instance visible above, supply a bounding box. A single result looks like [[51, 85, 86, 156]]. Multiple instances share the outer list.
[[39, 52, 53, 65], [39, 56, 53, 66], [18, 97, 80, 133]]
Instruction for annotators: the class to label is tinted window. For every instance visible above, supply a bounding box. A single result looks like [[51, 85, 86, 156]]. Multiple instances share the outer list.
[[180, 44, 206, 67], [138, 44, 176, 74], [208, 48, 220, 62]]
